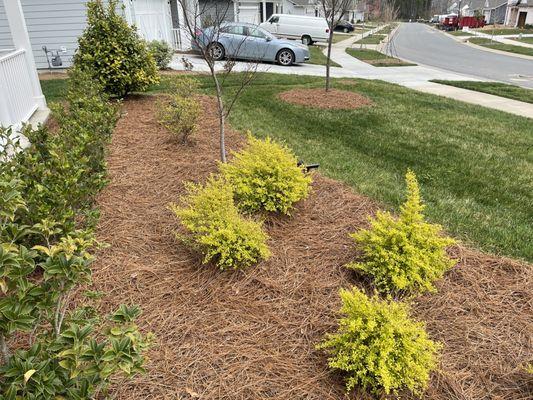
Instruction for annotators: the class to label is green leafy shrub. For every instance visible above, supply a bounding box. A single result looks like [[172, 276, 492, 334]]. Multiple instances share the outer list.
[[347, 170, 455, 294], [73, 0, 159, 97], [170, 177, 270, 270], [0, 60, 150, 397], [148, 40, 174, 69], [157, 95, 200, 143], [317, 287, 441, 396], [0, 68, 118, 235], [220, 135, 312, 214], [0, 305, 152, 399]]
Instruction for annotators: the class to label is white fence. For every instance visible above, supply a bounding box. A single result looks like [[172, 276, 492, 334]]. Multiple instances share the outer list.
[[0, 49, 38, 128]]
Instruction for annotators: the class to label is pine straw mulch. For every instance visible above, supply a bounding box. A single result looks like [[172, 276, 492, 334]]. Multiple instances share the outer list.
[[278, 88, 373, 110], [90, 95, 532, 400]]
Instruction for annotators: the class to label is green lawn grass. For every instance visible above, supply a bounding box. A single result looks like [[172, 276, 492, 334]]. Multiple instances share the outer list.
[[469, 37, 533, 56], [307, 46, 341, 67], [431, 80, 533, 104], [474, 28, 533, 35], [511, 37, 533, 44], [40, 74, 533, 262], [332, 33, 355, 43], [449, 30, 473, 36], [356, 34, 386, 44], [345, 48, 416, 67]]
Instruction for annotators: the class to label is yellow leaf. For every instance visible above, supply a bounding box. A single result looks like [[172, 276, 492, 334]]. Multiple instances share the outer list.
[[24, 369, 36, 383]]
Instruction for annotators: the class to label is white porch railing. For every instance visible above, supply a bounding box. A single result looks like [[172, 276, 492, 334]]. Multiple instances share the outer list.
[[172, 28, 192, 51], [0, 48, 39, 128]]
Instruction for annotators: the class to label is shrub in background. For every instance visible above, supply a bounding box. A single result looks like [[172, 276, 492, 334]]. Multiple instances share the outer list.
[[148, 40, 174, 69], [74, 0, 159, 97], [347, 170, 455, 294], [170, 177, 270, 270], [220, 135, 312, 215], [317, 287, 440, 396], [4, 68, 119, 235], [157, 77, 201, 143]]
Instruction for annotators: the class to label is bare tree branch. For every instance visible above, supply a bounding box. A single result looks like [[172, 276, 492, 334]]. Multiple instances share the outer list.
[[176, 0, 261, 162]]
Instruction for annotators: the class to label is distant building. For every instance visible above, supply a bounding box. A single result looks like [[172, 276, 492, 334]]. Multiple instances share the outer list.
[[505, 0, 533, 27]]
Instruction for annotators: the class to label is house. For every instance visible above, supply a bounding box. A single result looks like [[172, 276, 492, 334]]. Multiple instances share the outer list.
[[483, 0, 507, 24], [505, 0, 533, 27], [0, 0, 192, 70], [0, 0, 47, 131], [284, 0, 318, 17]]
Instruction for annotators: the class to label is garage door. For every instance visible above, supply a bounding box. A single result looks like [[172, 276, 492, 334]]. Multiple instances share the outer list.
[[132, 0, 173, 44]]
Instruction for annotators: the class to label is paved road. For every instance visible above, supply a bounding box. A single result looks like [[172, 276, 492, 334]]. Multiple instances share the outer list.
[[389, 23, 533, 89]]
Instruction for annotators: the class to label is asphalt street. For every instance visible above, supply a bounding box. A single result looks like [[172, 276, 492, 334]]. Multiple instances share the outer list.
[[388, 23, 533, 89]]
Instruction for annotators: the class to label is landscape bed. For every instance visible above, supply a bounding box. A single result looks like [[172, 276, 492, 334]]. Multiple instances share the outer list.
[[40, 73, 533, 261], [72, 88, 533, 399]]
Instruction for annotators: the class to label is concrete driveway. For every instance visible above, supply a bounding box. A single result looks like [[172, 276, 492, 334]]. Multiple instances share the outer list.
[[388, 23, 533, 89]]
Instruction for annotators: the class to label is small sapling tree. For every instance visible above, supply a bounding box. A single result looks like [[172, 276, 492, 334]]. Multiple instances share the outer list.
[[319, 0, 354, 91], [176, 0, 260, 162]]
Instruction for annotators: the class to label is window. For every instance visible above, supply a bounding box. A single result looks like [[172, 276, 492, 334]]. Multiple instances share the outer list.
[[247, 27, 268, 39], [269, 16, 279, 23], [221, 25, 246, 35]]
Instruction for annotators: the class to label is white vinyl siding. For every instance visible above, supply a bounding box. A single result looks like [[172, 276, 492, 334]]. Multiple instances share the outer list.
[[0, 0, 89, 69]]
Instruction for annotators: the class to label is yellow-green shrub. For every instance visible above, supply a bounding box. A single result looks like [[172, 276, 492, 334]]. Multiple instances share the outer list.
[[347, 170, 455, 294], [170, 177, 270, 270], [317, 288, 440, 396], [220, 135, 311, 214], [157, 95, 200, 143]]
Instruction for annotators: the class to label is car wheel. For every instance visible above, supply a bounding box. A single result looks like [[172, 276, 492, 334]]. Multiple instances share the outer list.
[[343, 27, 349, 33], [208, 42, 225, 61], [277, 49, 294, 66], [301, 35, 312, 45]]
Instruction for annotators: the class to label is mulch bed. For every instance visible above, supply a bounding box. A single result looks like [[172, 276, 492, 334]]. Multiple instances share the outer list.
[[90, 95, 532, 399], [278, 88, 372, 110]]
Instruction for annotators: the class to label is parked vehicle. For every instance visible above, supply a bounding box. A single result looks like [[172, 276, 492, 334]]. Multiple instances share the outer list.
[[259, 14, 330, 45], [334, 20, 355, 33], [193, 22, 310, 66], [440, 15, 485, 31]]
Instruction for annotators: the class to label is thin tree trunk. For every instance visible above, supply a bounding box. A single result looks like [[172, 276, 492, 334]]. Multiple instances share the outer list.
[[0, 334, 10, 364], [209, 64, 227, 163], [325, 27, 334, 92]]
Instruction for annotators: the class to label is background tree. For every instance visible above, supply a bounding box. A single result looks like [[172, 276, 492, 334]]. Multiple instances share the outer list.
[[177, 0, 260, 163], [319, 0, 354, 91]]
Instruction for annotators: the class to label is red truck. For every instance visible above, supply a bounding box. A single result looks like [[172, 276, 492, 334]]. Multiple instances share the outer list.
[[441, 15, 485, 31]]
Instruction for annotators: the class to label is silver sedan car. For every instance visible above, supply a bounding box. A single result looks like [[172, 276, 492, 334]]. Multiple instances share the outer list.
[[192, 22, 310, 66]]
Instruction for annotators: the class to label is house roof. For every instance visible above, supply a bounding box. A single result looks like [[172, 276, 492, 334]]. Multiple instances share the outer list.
[[288, 0, 316, 6], [483, 0, 508, 9]]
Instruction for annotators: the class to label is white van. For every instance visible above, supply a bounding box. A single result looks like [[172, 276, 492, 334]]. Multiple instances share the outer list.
[[259, 14, 330, 45]]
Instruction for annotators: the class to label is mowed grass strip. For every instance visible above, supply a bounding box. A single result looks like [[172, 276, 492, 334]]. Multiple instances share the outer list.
[[41, 74, 533, 261], [356, 34, 386, 44], [345, 48, 416, 66], [474, 28, 533, 35], [307, 45, 341, 67], [449, 30, 473, 36], [468, 37, 533, 57], [431, 80, 533, 104], [511, 37, 533, 45]]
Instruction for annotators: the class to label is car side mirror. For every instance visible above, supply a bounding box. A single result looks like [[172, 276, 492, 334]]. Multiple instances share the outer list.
[[266, 36, 272, 42]]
